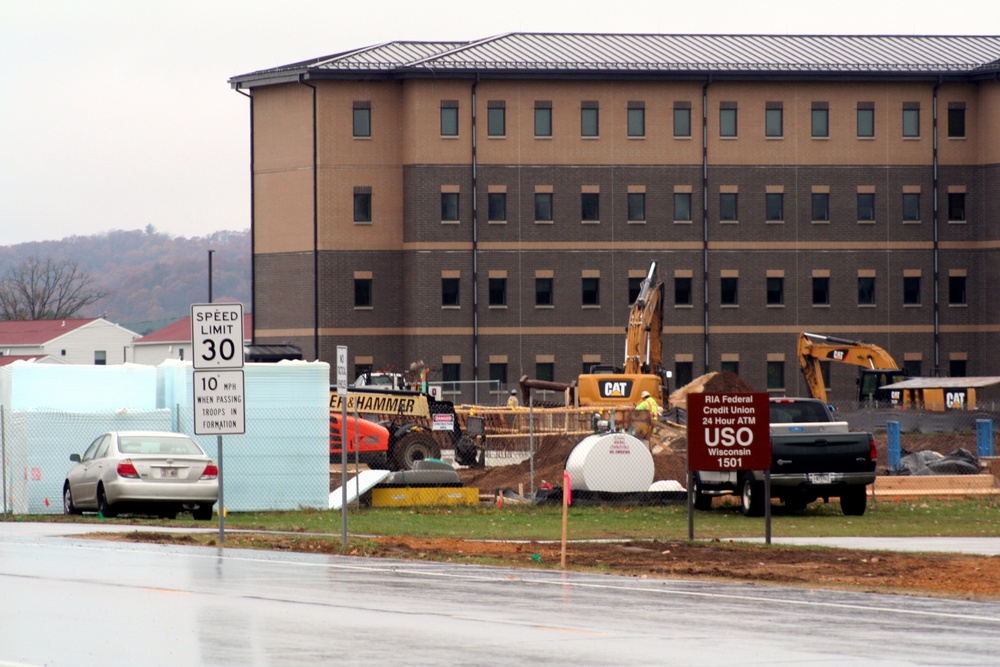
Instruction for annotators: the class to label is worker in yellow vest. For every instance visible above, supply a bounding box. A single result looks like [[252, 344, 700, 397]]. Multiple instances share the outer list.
[[635, 390, 661, 418]]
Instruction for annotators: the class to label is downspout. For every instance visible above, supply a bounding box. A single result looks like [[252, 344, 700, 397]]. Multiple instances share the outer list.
[[235, 86, 254, 344], [932, 77, 941, 376], [300, 76, 320, 362], [471, 77, 480, 404], [702, 78, 711, 375]]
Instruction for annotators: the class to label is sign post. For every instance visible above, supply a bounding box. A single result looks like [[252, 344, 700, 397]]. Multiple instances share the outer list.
[[337, 345, 349, 547], [687, 393, 771, 543], [191, 303, 245, 545]]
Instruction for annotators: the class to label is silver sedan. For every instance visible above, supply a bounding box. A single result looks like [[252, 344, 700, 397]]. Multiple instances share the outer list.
[[63, 431, 219, 520]]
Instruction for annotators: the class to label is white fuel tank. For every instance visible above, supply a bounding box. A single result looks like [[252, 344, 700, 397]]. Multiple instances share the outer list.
[[565, 432, 654, 492]]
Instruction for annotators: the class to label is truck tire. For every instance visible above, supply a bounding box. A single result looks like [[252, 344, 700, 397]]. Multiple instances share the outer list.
[[691, 473, 713, 511], [454, 435, 479, 467], [740, 473, 766, 517], [391, 432, 441, 471], [840, 486, 868, 516]]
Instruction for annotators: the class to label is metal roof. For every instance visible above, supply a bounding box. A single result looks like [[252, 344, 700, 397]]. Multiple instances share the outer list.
[[231, 33, 1000, 86], [881, 377, 1000, 389]]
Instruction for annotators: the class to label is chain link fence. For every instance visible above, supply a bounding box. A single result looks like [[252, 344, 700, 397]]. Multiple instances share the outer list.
[[4, 400, 997, 516], [2, 405, 329, 516]]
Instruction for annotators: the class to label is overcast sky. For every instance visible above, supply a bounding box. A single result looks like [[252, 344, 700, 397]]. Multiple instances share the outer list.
[[2, 1, 998, 246]]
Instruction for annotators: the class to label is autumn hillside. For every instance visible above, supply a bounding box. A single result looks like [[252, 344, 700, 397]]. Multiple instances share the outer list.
[[0, 228, 250, 334]]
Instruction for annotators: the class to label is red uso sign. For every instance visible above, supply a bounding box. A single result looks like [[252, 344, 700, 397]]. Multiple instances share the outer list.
[[687, 393, 771, 471]]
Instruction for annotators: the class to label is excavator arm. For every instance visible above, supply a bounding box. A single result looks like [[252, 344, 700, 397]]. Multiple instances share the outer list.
[[623, 262, 664, 376], [797, 332, 904, 403]]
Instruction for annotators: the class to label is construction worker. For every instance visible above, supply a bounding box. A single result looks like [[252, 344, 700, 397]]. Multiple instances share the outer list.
[[635, 390, 662, 418], [507, 390, 520, 409]]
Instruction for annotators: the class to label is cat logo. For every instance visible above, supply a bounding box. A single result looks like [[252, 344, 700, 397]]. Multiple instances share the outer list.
[[600, 380, 634, 398], [829, 350, 847, 361]]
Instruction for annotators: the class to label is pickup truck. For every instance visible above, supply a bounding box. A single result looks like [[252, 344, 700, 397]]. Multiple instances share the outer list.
[[691, 397, 877, 516]]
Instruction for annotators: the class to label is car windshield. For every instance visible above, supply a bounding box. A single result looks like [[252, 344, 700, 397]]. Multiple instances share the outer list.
[[118, 436, 203, 456]]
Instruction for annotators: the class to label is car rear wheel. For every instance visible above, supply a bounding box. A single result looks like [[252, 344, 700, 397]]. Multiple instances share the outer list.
[[740, 473, 766, 517], [691, 473, 713, 511], [97, 486, 117, 518], [63, 484, 81, 515], [193, 504, 214, 521], [840, 486, 868, 516]]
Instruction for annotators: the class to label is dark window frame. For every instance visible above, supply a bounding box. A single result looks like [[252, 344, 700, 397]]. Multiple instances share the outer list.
[[674, 277, 692, 306], [674, 192, 692, 221], [720, 276, 739, 306], [948, 192, 966, 221], [903, 276, 921, 305], [354, 278, 373, 307], [582, 276, 600, 306], [581, 106, 599, 137], [487, 192, 507, 222], [949, 275, 967, 305], [581, 193, 600, 221], [811, 106, 829, 138], [719, 193, 738, 221], [440, 192, 459, 221], [535, 277, 554, 306], [627, 192, 646, 222], [812, 277, 830, 306], [627, 106, 645, 137], [441, 277, 460, 307], [857, 193, 876, 221], [766, 193, 784, 221], [766, 277, 784, 305], [535, 192, 553, 221], [674, 105, 692, 137], [534, 105, 552, 137], [353, 106, 371, 138], [440, 104, 458, 136], [812, 193, 830, 221], [902, 193, 921, 221], [353, 192, 372, 223], [858, 277, 876, 305], [488, 277, 507, 306]]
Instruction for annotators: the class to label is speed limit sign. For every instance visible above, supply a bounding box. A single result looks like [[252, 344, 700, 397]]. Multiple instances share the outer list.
[[191, 303, 244, 370]]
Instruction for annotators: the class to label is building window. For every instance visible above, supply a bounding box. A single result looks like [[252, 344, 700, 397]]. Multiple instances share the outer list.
[[904, 360, 922, 378], [719, 103, 737, 137], [812, 277, 830, 305], [949, 359, 967, 378], [581, 193, 600, 222], [766, 277, 784, 305], [811, 104, 829, 137], [488, 278, 507, 306], [948, 193, 966, 221], [628, 277, 642, 304], [765, 104, 783, 137], [581, 103, 599, 137], [903, 276, 920, 305], [94, 350, 107, 366], [675, 277, 692, 306], [627, 193, 645, 222], [721, 360, 739, 375], [948, 104, 966, 138], [766, 193, 784, 221], [627, 103, 645, 137], [535, 102, 552, 137], [857, 103, 875, 138], [812, 193, 830, 221], [352, 102, 371, 137], [488, 192, 506, 222], [353, 190, 372, 222], [903, 104, 920, 138], [857, 193, 875, 221], [442, 363, 461, 393], [949, 276, 967, 305], [720, 193, 738, 221], [487, 102, 505, 137], [535, 277, 553, 306], [535, 192, 553, 221], [766, 361, 785, 390], [440, 102, 458, 136], [582, 277, 600, 306], [354, 278, 372, 307], [536, 362, 554, 383], [674, 192, 692, 221], [721, 277, 738, 306], [675, 362, 693, 388], [441, 193, 459, 222], [489, 363, 508, 392], [903, 193, 921, 221], [441, 277, 460, 307], [674, 103, 691, 137], [858, 277, 876, 305]]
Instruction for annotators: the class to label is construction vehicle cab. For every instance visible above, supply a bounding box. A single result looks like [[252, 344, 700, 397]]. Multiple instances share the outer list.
[[576, 261, 668, 407]]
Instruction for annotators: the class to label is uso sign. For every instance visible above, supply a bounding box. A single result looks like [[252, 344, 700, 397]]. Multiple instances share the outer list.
[[688, 393, 771, 471]]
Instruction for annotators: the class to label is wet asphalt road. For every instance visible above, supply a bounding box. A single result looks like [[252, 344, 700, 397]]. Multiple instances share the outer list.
[[1, 523, 999, 666]]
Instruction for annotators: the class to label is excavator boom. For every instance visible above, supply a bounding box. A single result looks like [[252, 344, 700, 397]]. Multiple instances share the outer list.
[[797, 332, 905, 403]]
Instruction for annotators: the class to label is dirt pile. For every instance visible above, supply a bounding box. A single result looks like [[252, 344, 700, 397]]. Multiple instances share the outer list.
[[669, 371, 758, 409]]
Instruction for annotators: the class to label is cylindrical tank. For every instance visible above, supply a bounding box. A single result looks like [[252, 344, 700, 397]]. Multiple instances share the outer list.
[[565, 432, 654, 492]]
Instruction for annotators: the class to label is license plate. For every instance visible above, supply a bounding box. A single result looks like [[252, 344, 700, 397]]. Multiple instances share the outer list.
[[160, 467, 179, 479], [808, 473, 832, 484]]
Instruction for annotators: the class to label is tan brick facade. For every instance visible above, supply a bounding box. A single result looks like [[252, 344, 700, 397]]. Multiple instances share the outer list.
[[242, 47, 1000, 404]]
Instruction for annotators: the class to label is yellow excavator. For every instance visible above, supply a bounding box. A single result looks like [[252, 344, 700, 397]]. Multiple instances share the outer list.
[[797, 332, 906, 404], [576, 261, 667, 407]]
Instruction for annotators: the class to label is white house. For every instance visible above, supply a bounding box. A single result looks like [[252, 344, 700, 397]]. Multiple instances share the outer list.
[[0, 318, 140, 365]]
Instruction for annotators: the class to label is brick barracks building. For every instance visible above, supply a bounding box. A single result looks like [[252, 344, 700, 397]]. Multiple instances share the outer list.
[[229, 33, 1000, 404]]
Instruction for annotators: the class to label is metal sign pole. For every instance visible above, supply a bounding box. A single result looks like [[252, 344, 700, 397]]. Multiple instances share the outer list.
[[217, 435, 224, 544], [337, 345, 349, 547]]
